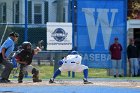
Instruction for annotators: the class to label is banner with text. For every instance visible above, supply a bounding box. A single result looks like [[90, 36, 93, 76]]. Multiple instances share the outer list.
[[77, 0, 127, 68], [47, 22, 72, 50]]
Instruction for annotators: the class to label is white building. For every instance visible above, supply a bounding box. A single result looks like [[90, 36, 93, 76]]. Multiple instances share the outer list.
[[127, 19, 140, 40], [0, 0, 70, 24]]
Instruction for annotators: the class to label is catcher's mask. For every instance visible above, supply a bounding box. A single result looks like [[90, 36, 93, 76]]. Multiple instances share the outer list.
[[22, 41, 32, 51]]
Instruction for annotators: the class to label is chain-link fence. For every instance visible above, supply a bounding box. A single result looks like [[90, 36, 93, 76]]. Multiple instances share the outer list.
[[0, 0, 72, 49], [0, 0, 139, 77], [0, 0, 74, 74]]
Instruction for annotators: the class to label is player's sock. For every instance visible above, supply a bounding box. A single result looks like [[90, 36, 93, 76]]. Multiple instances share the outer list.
[[53, 69, 61, 79], [83, 69, 88, 79]]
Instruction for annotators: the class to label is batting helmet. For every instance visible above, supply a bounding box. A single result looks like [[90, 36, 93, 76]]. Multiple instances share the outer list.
[[22, 41, 32, 50], [71, 51, 78, 55]]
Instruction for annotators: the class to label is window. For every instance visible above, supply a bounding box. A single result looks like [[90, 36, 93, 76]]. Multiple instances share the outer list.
[[44, 1, 48, 24], [13, 1, 19, 23], [0, 3, 6, 23], [33, 3, 43, 24], [30, 1, 48, 24]]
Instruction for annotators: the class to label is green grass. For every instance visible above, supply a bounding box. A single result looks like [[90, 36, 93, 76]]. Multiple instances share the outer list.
[[31, 65, 109, 79], [10, 65, 140, 80]]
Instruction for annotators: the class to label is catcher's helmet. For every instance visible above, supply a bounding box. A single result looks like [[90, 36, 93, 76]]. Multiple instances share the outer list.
[[22, 41, 32, 50], [71, 51, 78, 55]]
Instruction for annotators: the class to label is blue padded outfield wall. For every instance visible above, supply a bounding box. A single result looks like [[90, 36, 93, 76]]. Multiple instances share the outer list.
[[76, 0, 127, 70]]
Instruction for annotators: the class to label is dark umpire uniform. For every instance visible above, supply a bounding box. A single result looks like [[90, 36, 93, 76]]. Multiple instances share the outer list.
[[15, 41, 42, 83], [0, 32, 19, 83]]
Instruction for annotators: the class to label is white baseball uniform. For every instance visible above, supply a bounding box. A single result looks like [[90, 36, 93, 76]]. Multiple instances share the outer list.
[[59, 54, 88, 72]]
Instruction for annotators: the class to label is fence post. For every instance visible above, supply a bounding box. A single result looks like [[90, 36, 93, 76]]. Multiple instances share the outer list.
[[54, 52, 61, 73], [24, 0, 28, 41], [68, 71, 71, 77], [72, 71, 75, 78], [37, 58, 41, 65], [53, 0, 64, 73], [56, 0, 64, 22]]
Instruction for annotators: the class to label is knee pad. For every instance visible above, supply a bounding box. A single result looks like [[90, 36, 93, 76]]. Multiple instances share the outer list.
[[32, 68, 39, 75]]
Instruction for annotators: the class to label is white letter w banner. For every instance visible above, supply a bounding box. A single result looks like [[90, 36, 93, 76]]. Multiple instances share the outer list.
[[76, 0, 127, 71]]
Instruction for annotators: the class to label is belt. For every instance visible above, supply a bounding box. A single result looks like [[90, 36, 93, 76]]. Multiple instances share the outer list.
[[71, 62, 75, 63], [64, 61, 75, 63]]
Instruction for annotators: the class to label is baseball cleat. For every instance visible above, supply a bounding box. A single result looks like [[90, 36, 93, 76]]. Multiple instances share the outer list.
[[49, 79, 55, 83], [33, 79, 42, 82], [18, 80, 23, 83], [0, 78, 11, 83], [83, 79, 93, 84]]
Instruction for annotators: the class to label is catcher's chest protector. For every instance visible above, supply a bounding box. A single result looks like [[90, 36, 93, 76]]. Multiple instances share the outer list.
[[16, 50, 34, 65]]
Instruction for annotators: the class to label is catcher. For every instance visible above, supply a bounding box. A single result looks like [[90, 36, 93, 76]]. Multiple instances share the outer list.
[[15, 41, 42, 83], [49, 51, 92, 84]]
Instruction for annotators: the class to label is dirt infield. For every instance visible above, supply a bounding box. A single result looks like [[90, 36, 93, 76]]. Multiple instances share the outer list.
[[0, 79, 140, 88]]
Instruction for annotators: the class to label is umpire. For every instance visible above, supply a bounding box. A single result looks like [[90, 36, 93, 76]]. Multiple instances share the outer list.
[[0, 32, 19, 83]]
